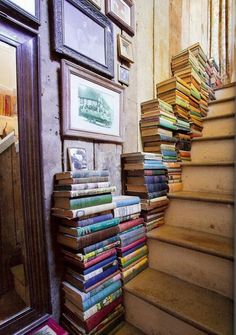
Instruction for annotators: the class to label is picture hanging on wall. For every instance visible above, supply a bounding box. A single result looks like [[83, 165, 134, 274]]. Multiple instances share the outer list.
[[117, 34, 134, 63], [105, 0, 135, 36], [53, 0, 114, 78], [0, 0, 40, 24], [61, 60, 124, 143], [118, 64, 129, 86], [68, 147, 87, 171]]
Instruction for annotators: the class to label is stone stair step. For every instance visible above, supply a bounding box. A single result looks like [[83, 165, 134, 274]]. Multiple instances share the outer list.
[[208, 97, 235, 117], [202, 112, 235, 136], [124, 268, 233, 335], [191, 135, 234, 162], [181, 162, 234, 194], [110, 321, 146, 335], [214, 82, 236, 100], [165, 191, 234, 238]]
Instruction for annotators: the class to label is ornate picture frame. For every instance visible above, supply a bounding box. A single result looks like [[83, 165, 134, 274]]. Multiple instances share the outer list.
[[53, 0, 114, 78], [61, 60, 124, 143], [117, 34, 134, 63], [0, 0, 40, 25]]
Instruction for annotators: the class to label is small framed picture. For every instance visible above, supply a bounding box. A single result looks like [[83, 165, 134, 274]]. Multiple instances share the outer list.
[[117, 34, 134, 63], [68, 147, 87, 171], [118, 65, 129, 86], [88, 0, 102, 8], [105, 0, 135, 36]]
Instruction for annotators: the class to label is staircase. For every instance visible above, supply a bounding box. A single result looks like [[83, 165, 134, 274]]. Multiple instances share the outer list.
[[122, 84, 235, 335]]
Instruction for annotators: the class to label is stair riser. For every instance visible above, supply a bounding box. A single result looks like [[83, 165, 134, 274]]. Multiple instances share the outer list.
[[208, 100, 235, 117], [165, 199, 234, 238], [202, 116, 235, 136], [182, 166, 234, 194], [191, 139, 235, 162], [215, 86, 236, 100], [124, 291, 206, 335], [148, 240, 233, 298]]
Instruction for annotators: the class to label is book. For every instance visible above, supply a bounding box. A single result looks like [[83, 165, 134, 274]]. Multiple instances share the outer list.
[[53, 193, 112, 210], [55, 170, 109, 180], [118, 217, 144, 233], [121, 257, 148, 280], [53, 186, 116, 198], [54, 181, 111, 191], [56, 176, 110, 185], [126, 182, 168, 193], [113, 203, 141, 218], [119, 245, 148, 266], [28, 318, 68, 335], [124, 162, 167, 170], [116, 236, 147, 253], [57, 225, 119, 249], [126, 175, 168, 184], [60, 212, 114, 228], [52, 202, 116, 219], [112, 195, 140, 207]]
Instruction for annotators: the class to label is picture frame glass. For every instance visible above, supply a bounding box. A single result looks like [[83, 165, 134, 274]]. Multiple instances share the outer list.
[[70, 73, 120, 137], [64, 0, 106, 65], [68, 147, 87, 171], [110, 0, 131, 25], [8, 0, 36, 15]]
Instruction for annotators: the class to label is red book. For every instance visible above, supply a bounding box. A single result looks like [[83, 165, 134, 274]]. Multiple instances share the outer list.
[[117, 236, 147, 253], [27, 318, 68, 334], [118, 218, 144, 233]]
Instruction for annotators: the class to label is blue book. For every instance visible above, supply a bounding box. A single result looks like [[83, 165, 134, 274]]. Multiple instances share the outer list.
[[142, 160, 165, 165], [77, 213, 113, 227], [146, 183, 168, 193], [119, 226, 146, 241], [144, 176, 167, 183], [83, 236, 119, 254], [121, 232, 146, 247], [121, 242, 146, 257], [143, 164, 167, 170], [161, 150, 177, 157], [84, 264, 119, 289], [112, 195, 140, 207], [83, 280, 122, 310], [147, 190, 168, 199], [83, 255, 117, 275]]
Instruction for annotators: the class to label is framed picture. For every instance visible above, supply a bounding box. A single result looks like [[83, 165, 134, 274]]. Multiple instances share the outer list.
[[53, 0, 114, 78], [105, 0, 135, 36], [117, 34, 134, 63], [62, 60, 124, 143], [118, 65, 129, 86], [0, 0, 40, 25], [68, 147, 88, 171], [88, 0, 102, 9]]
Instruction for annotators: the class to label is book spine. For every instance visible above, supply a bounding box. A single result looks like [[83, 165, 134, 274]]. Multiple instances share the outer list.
[[77, 213, 113, 227], [83, 280, 122, 311], [83, 255, 117, 275], [113, 203, 141, 218], [144, 175, 167, 183], [81, 249, 117, 268], [122, 257, 148, 279], [55, 187, 116, 198], [121, 249, 148, 268], [86, 273, 121, 300], [76, 218, 120, 237], [67, 170, 110, 179], [83, 235, 119, 254], [119, 226, 146, 241], [146, 182, 168, 193], [118, 218, 144, 233], [71, 202, 115, 219], [121, 242, 146, 257], [119, 224, 144, 237], [83, 261, 117, 281], [55, 181, 111, 191], [84, 289, 122, 320], [120, 232, 146, 247], [70, 194, 112, 210], [117, 236, 147, 253], [143, 164, 167, 170], [120, 245, 148, 264], [147, 190, 168, 199], [113, 197, 140, 208], [80, 243, 119, 263], [85, 265, 119, 289], [144, 170, 167, 176]]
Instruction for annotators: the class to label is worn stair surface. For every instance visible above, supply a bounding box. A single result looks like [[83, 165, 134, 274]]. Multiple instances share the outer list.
[[208, 97, 235, 116], [124, 268, 233, 335], [202, 112, 235, 136], [214, 82, 236, 100]]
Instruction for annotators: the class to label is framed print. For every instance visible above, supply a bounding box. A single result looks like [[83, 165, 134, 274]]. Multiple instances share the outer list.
[[88, 0, 102, 9], [118, 65, 129, 86], [53, 0, 114, 78], [105, 0, 135, 36], [62, 60, 124, 143], [118, 34, 134, 63], [0, 0, 40, 25], [68, 147, 88, 171]]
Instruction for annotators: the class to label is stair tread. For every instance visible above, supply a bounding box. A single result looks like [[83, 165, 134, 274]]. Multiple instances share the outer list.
[[147, 225, 233, 260], [192, 134, 234, 142], [209, 96, 235, 105], [203, 112, 235, 121], [181, 161, 234, 166], [214, 82, 236, 90], [110, 322, 145, 335], [124, 268, 233, 335], [168, 190, 234, 204]]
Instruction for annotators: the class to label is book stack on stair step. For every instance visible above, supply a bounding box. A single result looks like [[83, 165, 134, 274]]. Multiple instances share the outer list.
[[156, 78, 192, 161], [52, 170, 124, 335], [112, 195, 148, 283], [121, 152, 171, 231]]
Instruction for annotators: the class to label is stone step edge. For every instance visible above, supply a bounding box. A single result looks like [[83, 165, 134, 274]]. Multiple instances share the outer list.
[[180, 161, 234, 166], [168, 191, 234, 204], [124, 269, 230, 335], [192, 134, 235, 142], [209, 96, 235, 105], [147, 226, 233, 260], [203, 111, 235, 121]]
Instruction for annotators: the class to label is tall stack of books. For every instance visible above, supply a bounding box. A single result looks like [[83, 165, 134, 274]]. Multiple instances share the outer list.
[[113, 195, 148, 283], [140, 98, 179, 162], [121, 152, 170, 231], [156, 77, 191, 162], [52, 170, 124, 335]]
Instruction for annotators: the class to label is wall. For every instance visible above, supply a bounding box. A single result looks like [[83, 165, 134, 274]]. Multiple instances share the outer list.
[[39, 0, 210, 319]]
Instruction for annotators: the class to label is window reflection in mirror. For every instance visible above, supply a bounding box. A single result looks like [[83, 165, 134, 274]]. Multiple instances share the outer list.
[[0, 41, 29, 324]]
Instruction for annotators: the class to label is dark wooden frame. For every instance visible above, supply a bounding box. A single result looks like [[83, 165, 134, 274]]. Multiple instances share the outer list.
[[105, 0, 135, 36], [61, 59, 124, 143], [53, 0, 114, 78], [0, 0, 40, 26], [0, 16, 50, 335]]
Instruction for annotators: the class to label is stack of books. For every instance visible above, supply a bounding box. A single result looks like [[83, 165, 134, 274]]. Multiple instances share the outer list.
[[52, 170, 124, 335], [140, 98, 178, 161], [113, 195, 148, 283], [156, 78, 191, 161], [164, 162, 182, 192], [121, 152, 170, 231]]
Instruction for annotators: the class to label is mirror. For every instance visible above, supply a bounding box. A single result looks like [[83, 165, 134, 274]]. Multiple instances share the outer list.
[[0, 41, 30, 324]]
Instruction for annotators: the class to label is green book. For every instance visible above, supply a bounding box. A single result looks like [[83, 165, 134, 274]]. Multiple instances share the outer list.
[[54, 193, 112, 210]]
